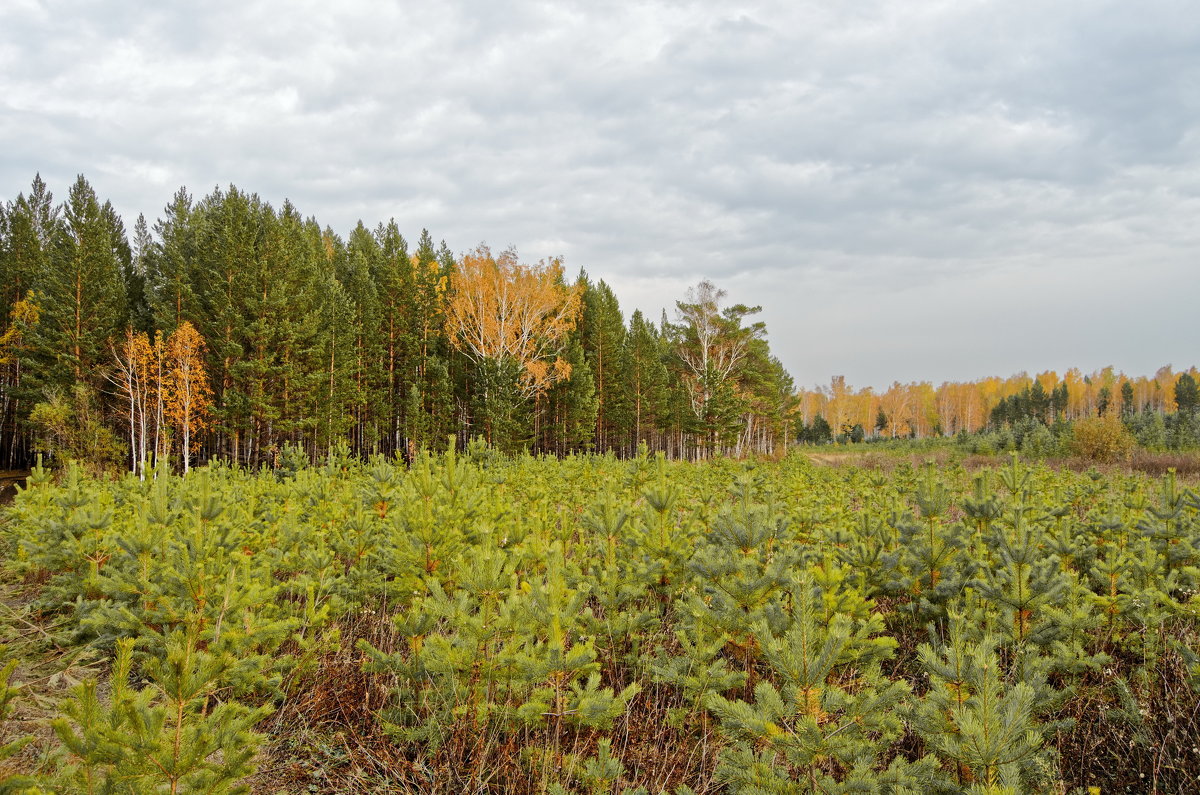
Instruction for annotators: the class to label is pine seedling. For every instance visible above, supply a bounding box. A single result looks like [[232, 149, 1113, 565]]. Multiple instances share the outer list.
[[51, 633, 270, 794], [996, 453, 1032, 500], [1136, 468, 1199, 583], [975, 510, 1067, 649], [0, 654, 37, 795], [1088, 543, 1140, 634], [888, 505, 971, 625], [962, 471, 1003, 538], [382, 449, 482, 592], [651, 631, 747, 725], [685, 497, 800, 673], [549, 737, 628, 795], [834, 512, 900, 598], [1040, 580, 1110, 677], [626, 457, 699, 598], [913, 618, 1044, 792], [513, 548, 638, 730], [706, 579, 925, 793], [74, 505, 296, 697], [580, 496, 659, 679]]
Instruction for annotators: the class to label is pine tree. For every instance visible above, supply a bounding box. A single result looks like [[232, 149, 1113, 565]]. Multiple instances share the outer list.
[[257, 205, 327, 459], [191, 186, 262, 463], [579, 277, 628, 452], [314, 271, 358, 456], [734, 343, 795, 456], [125, 214, 154, 334], [147, 187, 198, 334], [29, 175, 128, 393], [369, 220, 413, 456], [340, 223, 385, 455], [544, 337, 597, 454], [622, 310, 670, 453]]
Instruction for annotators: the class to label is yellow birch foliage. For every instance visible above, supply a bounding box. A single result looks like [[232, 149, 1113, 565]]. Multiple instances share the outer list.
[[0, 291, 40, 364], [164, 321, 212, 462], [446, 245, 582, 397], [114, 329, 156, 398]]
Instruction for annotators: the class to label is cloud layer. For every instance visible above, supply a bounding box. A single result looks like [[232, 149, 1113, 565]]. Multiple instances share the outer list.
[[3, 0, 1198, 388]]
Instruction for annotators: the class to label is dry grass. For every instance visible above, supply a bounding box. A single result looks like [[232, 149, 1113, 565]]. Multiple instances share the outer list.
[[1053, 629, 1200, 794], [806, 448, 1200, 482], [250, 600, 724, 794], [0, 577, 109, 782]]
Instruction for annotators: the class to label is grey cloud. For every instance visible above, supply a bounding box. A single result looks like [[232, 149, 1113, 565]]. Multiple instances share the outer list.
[[2, 0, 1198, 386]]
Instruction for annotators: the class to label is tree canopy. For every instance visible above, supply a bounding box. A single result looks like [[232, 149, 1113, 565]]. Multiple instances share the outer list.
[[0, 175, 797, 468]]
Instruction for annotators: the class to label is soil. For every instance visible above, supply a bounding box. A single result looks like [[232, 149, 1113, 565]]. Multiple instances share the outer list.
[[0, 471, 29, 505]]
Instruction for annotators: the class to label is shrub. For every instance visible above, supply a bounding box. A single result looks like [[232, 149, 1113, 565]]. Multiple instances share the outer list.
[[1069, 414, 1135, 463]]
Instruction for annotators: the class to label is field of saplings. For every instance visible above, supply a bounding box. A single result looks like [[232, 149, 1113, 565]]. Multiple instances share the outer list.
[[2, 447, 1200, 794]]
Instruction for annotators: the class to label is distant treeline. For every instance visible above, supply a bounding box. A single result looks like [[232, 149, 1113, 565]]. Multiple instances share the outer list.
[[0, 174, 795, 472], [796, 368, 1200, 447]]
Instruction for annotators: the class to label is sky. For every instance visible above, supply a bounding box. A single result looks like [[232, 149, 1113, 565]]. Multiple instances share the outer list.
[[2, 0, 1198, 391]]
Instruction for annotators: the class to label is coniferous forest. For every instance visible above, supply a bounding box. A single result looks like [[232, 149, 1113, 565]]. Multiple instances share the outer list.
[[2, 174, 1197, 477], [0, 174, 795, 474]]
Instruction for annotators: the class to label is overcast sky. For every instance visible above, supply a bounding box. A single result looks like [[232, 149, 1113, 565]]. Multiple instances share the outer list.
[[3, 0, 1197, 390]]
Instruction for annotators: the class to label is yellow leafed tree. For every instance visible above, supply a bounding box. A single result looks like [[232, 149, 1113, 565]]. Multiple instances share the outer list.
[[164, 321, 212, 474], [0, 291, 39, 365], [446, 245, 582, 399]]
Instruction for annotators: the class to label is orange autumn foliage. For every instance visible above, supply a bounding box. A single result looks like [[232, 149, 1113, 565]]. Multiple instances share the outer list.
[[446, 245, 582, 398], [164, 321, 212, 472]]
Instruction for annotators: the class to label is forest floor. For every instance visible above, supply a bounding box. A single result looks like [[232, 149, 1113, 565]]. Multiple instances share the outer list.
[[0, 569, 107, 782]]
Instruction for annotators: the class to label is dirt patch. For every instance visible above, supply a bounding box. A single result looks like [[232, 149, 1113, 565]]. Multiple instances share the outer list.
[[0, 471, 29, 505]]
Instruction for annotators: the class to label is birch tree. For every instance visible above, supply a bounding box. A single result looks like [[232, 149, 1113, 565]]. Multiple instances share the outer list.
[[672, 280, 766, 454], [446, 245, 582, 445], [164, 321, 212, 474]]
